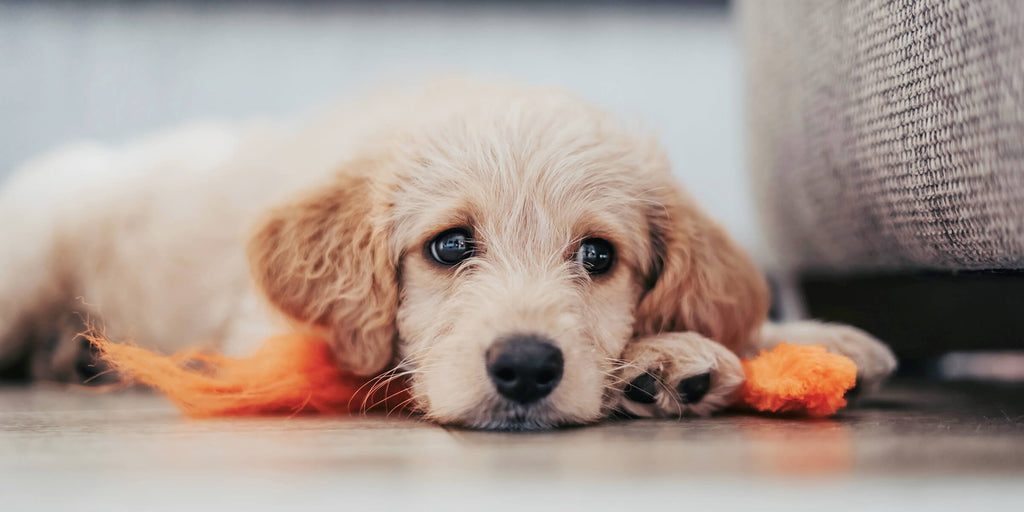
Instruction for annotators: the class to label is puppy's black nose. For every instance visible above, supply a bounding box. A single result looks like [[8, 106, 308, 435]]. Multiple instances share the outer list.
[[486, 335, 563, 404]]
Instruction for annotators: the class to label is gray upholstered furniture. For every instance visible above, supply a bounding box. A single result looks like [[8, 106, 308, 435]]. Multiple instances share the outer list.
[[740, 0, 1024, 356]]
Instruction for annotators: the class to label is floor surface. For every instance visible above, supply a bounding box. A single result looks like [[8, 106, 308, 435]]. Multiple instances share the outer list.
[[2, 380, 1022, 511]]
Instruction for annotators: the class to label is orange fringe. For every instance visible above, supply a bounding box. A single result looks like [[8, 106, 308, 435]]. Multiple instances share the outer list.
[[88, 333, 379, 418], [738, 343, 857, 417]]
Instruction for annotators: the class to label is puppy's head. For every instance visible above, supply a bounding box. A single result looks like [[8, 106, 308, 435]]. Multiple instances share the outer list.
[[248, 84, 767, 429]]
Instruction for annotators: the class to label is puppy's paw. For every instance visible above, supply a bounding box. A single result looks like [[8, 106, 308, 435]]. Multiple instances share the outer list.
[[615, 332, 744, 418], [29, 314, 114, 385], [758, 321, 897, 396]]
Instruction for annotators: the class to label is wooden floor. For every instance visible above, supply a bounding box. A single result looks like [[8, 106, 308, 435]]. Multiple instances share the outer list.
[[2, 380, 1022, 511]]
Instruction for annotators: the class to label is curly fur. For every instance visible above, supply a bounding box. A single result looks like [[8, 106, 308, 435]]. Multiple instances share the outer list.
[[0, 78, 894, 429]]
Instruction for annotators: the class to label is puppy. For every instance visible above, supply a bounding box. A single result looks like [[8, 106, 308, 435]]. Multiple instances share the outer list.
[[0, 80, 896, 429]]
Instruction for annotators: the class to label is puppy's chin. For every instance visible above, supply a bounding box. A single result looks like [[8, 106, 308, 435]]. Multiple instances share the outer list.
[[424, 398, 603, 431], [461, 408, 576, 431]]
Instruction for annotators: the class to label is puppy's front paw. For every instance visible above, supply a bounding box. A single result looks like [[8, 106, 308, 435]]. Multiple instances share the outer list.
[[758, 321, 897, 396], [616, 333, 744, 418], [814, 324, 897, 396]]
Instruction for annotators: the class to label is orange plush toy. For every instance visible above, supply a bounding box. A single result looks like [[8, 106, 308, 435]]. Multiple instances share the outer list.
[[90, 334, 857, 419], [738, 343, 857, 417], [90, 333, 370, 417]]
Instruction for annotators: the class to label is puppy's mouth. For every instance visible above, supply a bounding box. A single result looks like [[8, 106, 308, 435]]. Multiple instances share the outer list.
[[408, 376, 617, 431], [402, 373, 579, 431], [401, 334, 614, 430], [462, 334, 571, 430], [402, 377, 567, 430], [456, 400, 566, 431]]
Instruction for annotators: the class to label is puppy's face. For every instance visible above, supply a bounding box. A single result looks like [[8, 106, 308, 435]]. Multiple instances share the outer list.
[[387, 120, 657, 429], [248, 84, 767, 430]]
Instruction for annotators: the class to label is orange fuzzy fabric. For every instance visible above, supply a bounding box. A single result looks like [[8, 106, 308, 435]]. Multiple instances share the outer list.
[[737, 343, 858, 417], [89, 333, 372, 417]]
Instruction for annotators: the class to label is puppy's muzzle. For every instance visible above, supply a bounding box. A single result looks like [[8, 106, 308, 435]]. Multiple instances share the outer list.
[[486, 335, 563, 404]]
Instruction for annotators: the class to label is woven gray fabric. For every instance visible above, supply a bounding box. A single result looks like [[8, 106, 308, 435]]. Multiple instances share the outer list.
[[740, 0, 1024, 272]]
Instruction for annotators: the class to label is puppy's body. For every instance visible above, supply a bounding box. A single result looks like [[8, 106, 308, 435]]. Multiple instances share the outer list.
[[0, 85, 438, 361], [0, 81, 895, 428], [1, 122, 315, 369]]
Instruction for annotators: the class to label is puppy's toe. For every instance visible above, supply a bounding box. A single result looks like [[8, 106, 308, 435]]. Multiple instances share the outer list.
[[676, 372, 712, 404], [811, 324, 897, 396], [31, 324, 114, 385], [617, 333, 744, 418], [623, 372, 659, 404]]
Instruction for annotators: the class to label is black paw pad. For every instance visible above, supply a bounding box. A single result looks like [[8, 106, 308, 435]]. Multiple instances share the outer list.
[[624, 372, 659, 404], [676, 373, 711, 404]]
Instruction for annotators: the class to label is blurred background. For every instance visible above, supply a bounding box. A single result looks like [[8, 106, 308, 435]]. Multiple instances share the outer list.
[[0, 0, 763, 260]]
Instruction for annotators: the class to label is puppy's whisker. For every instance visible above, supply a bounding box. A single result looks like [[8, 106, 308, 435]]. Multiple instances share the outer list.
[[362, 370, 413, 412], [386, 394, 420, 418], [351, 365, 405, 414], [353, 346, 433, 414], [366, 376, 416, 412], [603, 359, 650, 378], [361, 362, 439, 413], [357, 369, 411, 414], [600, 373, 634, 388]]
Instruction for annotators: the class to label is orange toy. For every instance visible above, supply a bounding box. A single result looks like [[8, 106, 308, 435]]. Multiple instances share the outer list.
[[90, 334, 857, 419], [738, 343, 857, 417], [90, 333, 368, 417]]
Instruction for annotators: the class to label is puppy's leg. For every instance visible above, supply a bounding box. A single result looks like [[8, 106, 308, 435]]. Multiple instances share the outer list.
[[28, 308, 114, 384], [749, 321, 898, 395], [615, 332, 745, 418], [0, 230, 58, 378], [0, 143, 113, 380]]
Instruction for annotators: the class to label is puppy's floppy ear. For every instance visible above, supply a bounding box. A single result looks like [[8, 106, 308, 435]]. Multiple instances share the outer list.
[[634, 182, 769, 352], [247, 170, 396, 377]]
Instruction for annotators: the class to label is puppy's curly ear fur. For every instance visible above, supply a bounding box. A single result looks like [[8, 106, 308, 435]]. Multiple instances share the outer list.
[[247, 170, 396, 377], [634, 182, 769, 352]]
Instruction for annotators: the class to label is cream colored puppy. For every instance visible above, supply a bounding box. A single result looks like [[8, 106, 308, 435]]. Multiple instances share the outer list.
[[0, 80, 895, 429]]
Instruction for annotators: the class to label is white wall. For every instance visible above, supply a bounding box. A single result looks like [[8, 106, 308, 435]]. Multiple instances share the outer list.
[[0, 2, 764, 259]]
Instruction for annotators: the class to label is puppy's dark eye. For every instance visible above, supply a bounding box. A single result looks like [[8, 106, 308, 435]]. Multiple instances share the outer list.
[[430, 228, 474, 266], [576, 238, 614, 275]]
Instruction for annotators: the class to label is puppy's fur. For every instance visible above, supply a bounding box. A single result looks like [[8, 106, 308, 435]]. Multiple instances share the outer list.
[[0, 80, 895, 429]]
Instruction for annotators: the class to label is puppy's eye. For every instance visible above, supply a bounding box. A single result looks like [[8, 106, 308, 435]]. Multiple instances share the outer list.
[[576, 238, 614, 275], [430, 228, 474, 266]]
